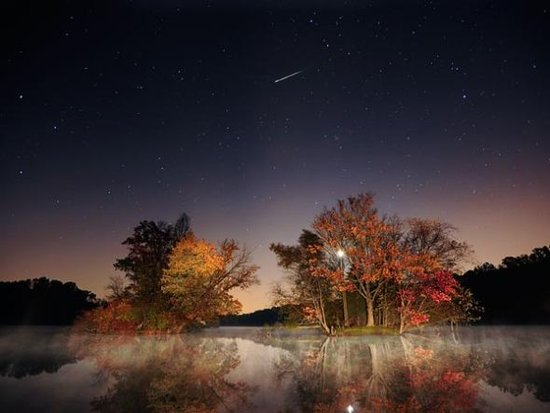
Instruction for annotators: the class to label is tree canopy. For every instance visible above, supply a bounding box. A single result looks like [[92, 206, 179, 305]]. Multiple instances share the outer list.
[[114, 213, 190, 304], [272, 193, 475, 334], [162, 234, 259, 328]]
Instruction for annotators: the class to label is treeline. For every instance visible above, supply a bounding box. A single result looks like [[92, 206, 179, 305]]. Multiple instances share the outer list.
[[220, 307, 283, 326], [0, 277, 99, 325], [461, 246, 550, 324]]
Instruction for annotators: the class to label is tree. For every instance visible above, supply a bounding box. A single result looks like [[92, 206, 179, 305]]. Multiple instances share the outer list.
[[271, 230, 337, 335], [161, 233, 259, 329], [311, 193, 403, 327], [391, 220, 475, 333], [403, 219, 473, 272], [276, 193, 475, 334], [114, 213, 190, 304], [105, 275, 130, 301], [395, 268, 462, 333]]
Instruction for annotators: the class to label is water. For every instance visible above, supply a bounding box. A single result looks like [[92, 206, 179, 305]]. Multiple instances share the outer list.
[[1, 326, 549, 412]]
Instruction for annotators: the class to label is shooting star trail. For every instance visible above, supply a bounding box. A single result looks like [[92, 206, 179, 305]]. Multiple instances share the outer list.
[[274, 70, 303, 83]]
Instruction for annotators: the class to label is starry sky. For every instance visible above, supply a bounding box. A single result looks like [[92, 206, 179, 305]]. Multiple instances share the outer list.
[[2, 0, 549, 312]]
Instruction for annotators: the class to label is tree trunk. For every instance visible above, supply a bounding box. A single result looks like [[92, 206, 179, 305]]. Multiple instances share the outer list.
[[358, 284, 377, 327], [399, 299, 405, 334], [342, 291, 350, 327], [367, 300, 375, 326], [317, 292, 333, 335]]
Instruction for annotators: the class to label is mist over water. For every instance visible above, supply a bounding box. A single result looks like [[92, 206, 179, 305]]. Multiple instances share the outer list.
[[0, 326, 549, 412]]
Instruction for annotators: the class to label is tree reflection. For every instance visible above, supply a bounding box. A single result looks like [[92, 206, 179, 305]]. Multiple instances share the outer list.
[[71, 335, 253, 413], [0, 328, 77, 378], [2, 327, 548, 412], [273, 334, 485, 412], [473, 328, 550, 402]]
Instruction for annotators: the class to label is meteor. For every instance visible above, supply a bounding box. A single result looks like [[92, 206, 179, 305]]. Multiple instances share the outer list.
[[274, 70, 303, 83]]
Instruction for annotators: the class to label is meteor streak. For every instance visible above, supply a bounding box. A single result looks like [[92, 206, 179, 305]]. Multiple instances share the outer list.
[[274, 70, 303, 83]]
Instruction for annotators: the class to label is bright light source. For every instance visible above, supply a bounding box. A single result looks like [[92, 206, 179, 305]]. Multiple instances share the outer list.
[[336, 249, 345, 258], [346, 405, 354, 413]]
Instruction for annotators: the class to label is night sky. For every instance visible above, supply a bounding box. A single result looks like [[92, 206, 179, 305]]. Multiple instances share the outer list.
[[2, 0, 549, 312]]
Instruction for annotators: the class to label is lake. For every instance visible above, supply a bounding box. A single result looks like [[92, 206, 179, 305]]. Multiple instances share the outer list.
[[0, 326, 549, 412]]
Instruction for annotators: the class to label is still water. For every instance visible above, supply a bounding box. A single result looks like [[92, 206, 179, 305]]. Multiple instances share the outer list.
[[0, 326, 549, 412]]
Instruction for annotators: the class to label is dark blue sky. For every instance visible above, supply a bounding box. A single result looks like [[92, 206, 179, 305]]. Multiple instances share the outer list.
[[2, 0, 549, 310]]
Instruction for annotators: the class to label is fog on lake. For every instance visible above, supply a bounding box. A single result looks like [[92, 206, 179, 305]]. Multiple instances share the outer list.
[[0, 326, 549, 412]]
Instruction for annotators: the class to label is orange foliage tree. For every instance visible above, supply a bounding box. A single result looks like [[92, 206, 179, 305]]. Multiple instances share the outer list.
[[161, 233, 259, 330]]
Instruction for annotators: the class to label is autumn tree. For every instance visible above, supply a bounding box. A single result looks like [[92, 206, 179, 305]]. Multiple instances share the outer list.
[[278, 193, 475, 334], [395, 219, 475, 332], [311, 193, 403, 327], [114, 213, 190, 304], [161, 233, 259, 330], [270, 230, 337, 335], [395, 267, 463, 333]]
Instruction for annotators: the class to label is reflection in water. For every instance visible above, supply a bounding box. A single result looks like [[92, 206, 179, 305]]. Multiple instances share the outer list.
[[0, 327, 77, 378], [0, 326, 549, 412], [478, 330, 550, 402], [274, 335, 481, 412], [70, 334, 253, 412]]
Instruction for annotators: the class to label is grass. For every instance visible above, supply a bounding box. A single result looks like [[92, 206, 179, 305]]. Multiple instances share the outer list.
[[336, 326, 399, 336]]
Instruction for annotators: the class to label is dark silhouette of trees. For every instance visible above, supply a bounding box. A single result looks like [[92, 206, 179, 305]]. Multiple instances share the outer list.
[[114, 213, 191, 305], [220, 306, 292, 326], [0, 277, 99, 325], [461, 246, 550, 324]]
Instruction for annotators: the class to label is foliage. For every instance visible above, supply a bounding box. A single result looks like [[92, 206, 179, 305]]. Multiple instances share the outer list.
[[76, 300, 138, 334], [271, 193, 475, 334], [161, 233, 259, 329], [82, 212, 258, 333], [271, 230, 338, 335], [310, 193, 403, 327], [114, 213, 190, 304], [396, 269, 462, 333]]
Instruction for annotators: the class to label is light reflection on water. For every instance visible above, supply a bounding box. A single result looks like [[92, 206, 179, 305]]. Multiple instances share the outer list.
[[0, 326, 549, 412]]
